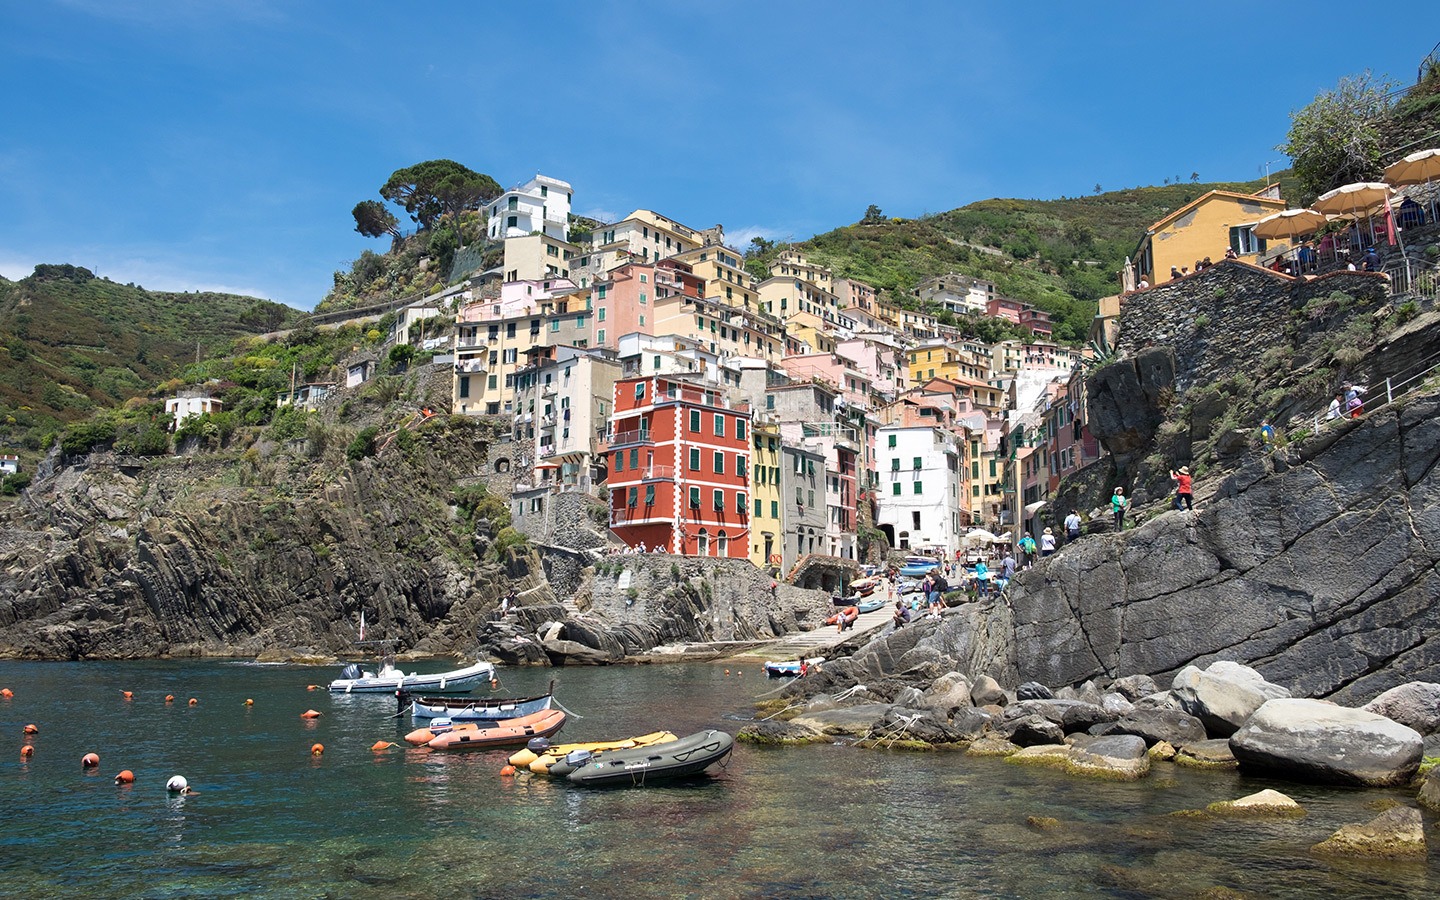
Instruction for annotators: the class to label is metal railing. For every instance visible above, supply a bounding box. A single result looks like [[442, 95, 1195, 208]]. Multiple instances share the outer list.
[[609, 429, 652, 446], [1300, 346, 1440, 436], [1384, 259, 1440, 300]]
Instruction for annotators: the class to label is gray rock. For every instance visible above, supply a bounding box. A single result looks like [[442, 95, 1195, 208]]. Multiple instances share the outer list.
[[1132, 690, 1183, 711], [1311, 806, 1427, 858], [1171, 660, 1290, 736], [1008, 734, 1151, 780], [946, 707, 995, 741], [1017, 681, 1054, 701], [1174, 738, 1238, 769], [1075, 680, 1104, 707], [790, 703, 893, 737], [971, 674, 1007, 706], [1111, 709, 1208, 748], [1361, 682, 1440, 735], [1070, 733, 1148, 762], [1003, 714, 1065, 747], [1007, 699, 1114, 732], [1418, 767, 1440, 811], [1100, 693, 1135, 717], [922, 672, 972, 712], [893, 686, 926, 709], [1109, 674, 1159, 701], [736, 720, 824, 746], [1230, 698, 1424, 787]]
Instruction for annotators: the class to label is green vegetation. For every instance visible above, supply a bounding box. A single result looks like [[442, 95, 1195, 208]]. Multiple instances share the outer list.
[[453, 483, 511, 530], [0, 266, 303, 454]]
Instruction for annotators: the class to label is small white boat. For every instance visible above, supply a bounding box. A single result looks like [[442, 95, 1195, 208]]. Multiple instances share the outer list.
[[328, 658, 496, 694]]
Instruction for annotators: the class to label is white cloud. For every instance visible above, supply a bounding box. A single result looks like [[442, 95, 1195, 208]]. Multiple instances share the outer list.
[[724, 225, 794, 251]]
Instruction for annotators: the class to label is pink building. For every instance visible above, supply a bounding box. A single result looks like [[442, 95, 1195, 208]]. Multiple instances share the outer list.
[[779, 354, 872, 407]]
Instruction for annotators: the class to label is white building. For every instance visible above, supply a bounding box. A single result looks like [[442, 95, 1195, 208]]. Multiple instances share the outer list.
[[164, 393, 222, 430], [875, 425, 963, 555], [487, 174, 572, 241], [914, 274, 995, 315]]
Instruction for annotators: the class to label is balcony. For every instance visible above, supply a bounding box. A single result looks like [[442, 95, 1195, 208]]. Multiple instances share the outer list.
[[639, 465, 675, 481], [454, 358, 487, 374], [609, 429, 653, 447], [541, 383, 557, 397]]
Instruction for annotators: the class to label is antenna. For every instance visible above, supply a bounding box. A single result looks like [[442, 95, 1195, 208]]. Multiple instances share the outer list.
[[1261, 159, 1283, 185]]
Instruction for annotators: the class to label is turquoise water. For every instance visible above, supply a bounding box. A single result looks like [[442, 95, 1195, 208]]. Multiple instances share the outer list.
[[1, 659, 1436, 898]]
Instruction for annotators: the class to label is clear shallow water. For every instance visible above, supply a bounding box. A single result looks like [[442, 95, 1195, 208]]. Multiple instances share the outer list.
[[0, 659, 1435, 898]]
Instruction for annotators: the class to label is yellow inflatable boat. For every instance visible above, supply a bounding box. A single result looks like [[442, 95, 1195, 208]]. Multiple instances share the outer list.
[[509, 731, 678, 775]]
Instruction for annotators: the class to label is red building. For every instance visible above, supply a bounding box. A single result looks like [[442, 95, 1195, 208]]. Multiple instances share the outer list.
[[608, 375, 751, 557]]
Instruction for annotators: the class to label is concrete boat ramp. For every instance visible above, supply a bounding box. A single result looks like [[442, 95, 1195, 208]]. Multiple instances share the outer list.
[[636, 605, 895, 664]]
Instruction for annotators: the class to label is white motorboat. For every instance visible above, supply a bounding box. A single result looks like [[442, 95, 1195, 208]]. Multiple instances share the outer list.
[[328, 658, 496, 694]]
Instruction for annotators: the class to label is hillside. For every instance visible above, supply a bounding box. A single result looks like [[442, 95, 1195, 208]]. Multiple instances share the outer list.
[[0, 264, 303, 454], [752, 173, 1299, 343]]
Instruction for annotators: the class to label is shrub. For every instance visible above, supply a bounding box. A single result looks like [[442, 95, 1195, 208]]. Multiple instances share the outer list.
[[1193, 314, 1211, 329], [489, 526, 528, 559], [1397, 300, 1419, 324], [346, 425, 381, 460], [60, 419, 116, 456], [0, 472, 31, 495], [269, 405, 309, 442]]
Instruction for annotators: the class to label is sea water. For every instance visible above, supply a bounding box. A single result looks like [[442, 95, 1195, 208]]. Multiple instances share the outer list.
[[0, 659, 1435, 898]]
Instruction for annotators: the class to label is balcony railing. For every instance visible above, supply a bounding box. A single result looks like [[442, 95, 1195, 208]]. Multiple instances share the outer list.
[[639, 465, 675, 480], [609, 429, 653, 446], [454, 359, 487, 373]]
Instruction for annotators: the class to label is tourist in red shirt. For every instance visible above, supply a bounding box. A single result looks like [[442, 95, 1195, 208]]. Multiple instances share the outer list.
[[1170, 466, 1193, 511]]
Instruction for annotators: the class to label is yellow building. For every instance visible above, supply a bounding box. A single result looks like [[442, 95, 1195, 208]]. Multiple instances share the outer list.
[[782, 310, 838, 356], [1131, 188, 1287, 286], [906, 340, 963, 383], [749, 420, 783, 569]]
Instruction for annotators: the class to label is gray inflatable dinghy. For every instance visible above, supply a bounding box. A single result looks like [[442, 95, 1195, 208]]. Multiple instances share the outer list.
[[562, 729, 734, 787]]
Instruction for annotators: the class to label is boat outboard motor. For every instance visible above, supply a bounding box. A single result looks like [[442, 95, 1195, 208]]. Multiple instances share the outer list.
[[564, 749, 593, 768], [527, 737, 552, 754], [339, 663, 362, 681]]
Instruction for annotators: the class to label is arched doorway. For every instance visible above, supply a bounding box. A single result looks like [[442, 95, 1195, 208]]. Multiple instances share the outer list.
[[716, 530, 728, 557], [494, 458, 510, 474], [697, 529, 709, 557]]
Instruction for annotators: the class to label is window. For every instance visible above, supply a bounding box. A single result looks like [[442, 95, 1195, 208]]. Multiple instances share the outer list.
[[508, 196, 518, 210], [713, 414, 725, 437], [717, 531, 728, 556], [736, 455, 747, 478], [713, 451, 724, 474], [736, 419, 746, 441], [690, 410, 701, 432], [892, 482, 901, 496], [697, 529, 708, 556], [713, 489, 725, 510], [972, 461, 980, 479], [627, 487, 637, 508], [689, 448, 701, 471], [645, 485, 655, 505], [755, 498, 762, 517], [640, 293, 647, 305], [551, 319, 561, 332], [638, 315, 645, 326], [737, 492, 747, 514], [488, 375, 497, 390], [913, 481, 923, 494], [629, 448, 638, 469], [634, 382, 646, 399], [1229, 224, 1266, 256], [913, 457, 922, 470], [689, 487, 701, 508], [597, 329, 605, 344], [795, 487, 804, 505], [614, 451, 624, 472], [771, 500, 779, 518], [766, 395, 775, 410], [507, 216, 517, 229], [891, 459, 900, 472], [640, 274, 647, 283], [459, 376, 470, 398]]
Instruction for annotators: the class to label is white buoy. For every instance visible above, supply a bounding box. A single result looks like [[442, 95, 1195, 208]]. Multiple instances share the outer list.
[[166, 775, 189, 793]]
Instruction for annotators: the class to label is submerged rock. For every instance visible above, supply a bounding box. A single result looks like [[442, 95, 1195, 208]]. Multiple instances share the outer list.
[[1229, 698, 1423, 787], [1311, 806, 1427, 859], [965, 734, 1020, 757], [1174, 739, 1238, 770], [1205, 789, 1305, 818], [1110, 709, 1207, 748], [1171, 660, 1291, 737], [1007, 734, 1150, 781], [789, 703, 892, 737], [736, 720, 825, 746], [1417, 768, 1440, 811]]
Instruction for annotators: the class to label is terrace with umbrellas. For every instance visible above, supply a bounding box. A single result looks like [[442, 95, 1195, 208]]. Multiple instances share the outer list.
[[1253, 147, 1440, 299]]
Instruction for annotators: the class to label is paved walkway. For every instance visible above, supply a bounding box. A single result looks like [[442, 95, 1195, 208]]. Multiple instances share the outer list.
[[727, 604, 894, 662]]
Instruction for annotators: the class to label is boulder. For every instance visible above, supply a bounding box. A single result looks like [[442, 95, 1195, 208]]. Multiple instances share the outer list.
[[922, 672, 972, 712], [1311, 806, 1427, 859], [1229, 698, 1424, 787], [1361, 682, 1440, 735], [1174, 739, 1238, 770], [1418, 767, 1440, 812], [1132, 690, 1183, 712], [971, 675, 1007, 706], [946, 707, 995, 741], [1008, 734, 1150, 781], [1007, 699, 1114, 732], [1111, 709, 1207, 748], [1205, 789, 1305, 818], [965, 734, 1020, 757], [893, 686, 926, 709], [1100, 693, 1135, 718], [1109, 674, 1159, 701], [1004, 715, 1065, 747], [1017, 681, 1054, 701], [1147, 740, 1176, 761], [789, 703, 893, 737], [736, 720, 825, 746], [1171, 661, 1291, 736]]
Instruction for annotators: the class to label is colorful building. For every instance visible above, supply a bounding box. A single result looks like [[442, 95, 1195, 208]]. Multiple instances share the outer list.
[[607, 376, 751, 557], [1128, 187, 1287, 288]]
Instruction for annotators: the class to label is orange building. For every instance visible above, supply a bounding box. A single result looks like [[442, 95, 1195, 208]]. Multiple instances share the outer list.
[[607, 375, 752, 557]]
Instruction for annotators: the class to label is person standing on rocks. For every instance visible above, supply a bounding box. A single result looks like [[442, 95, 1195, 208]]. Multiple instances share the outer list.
[[1019, 533, 1037, 568], [1040, 528, 1056, 557], [1111, 487, 1129, 531], [1001, 550, 1016, 581], [1170, 466, 1193, 511], [1064, 510, 1081, 543]]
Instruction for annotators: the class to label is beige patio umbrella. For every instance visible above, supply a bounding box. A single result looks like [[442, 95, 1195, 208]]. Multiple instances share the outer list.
[[1252, 208, 1328, 242], [1384, 147, 1440, 222], [1313, 182, 1395, 250]]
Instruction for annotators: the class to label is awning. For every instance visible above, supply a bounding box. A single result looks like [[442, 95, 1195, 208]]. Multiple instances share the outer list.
[[1023, 501, 1048, 516]]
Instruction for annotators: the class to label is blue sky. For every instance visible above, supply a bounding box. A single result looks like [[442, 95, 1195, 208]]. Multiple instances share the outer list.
[[2, 2, 1434, 310]]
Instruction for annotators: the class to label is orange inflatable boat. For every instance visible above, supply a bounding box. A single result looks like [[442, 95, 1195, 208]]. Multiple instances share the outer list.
[[415, 710, 567, 751]]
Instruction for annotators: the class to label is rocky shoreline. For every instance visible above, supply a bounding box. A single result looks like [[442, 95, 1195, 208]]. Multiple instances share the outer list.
[[740, 631, 1439, 857]]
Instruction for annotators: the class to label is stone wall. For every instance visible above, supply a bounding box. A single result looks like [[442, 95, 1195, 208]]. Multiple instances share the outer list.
[[510, 488, 608, 550]]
